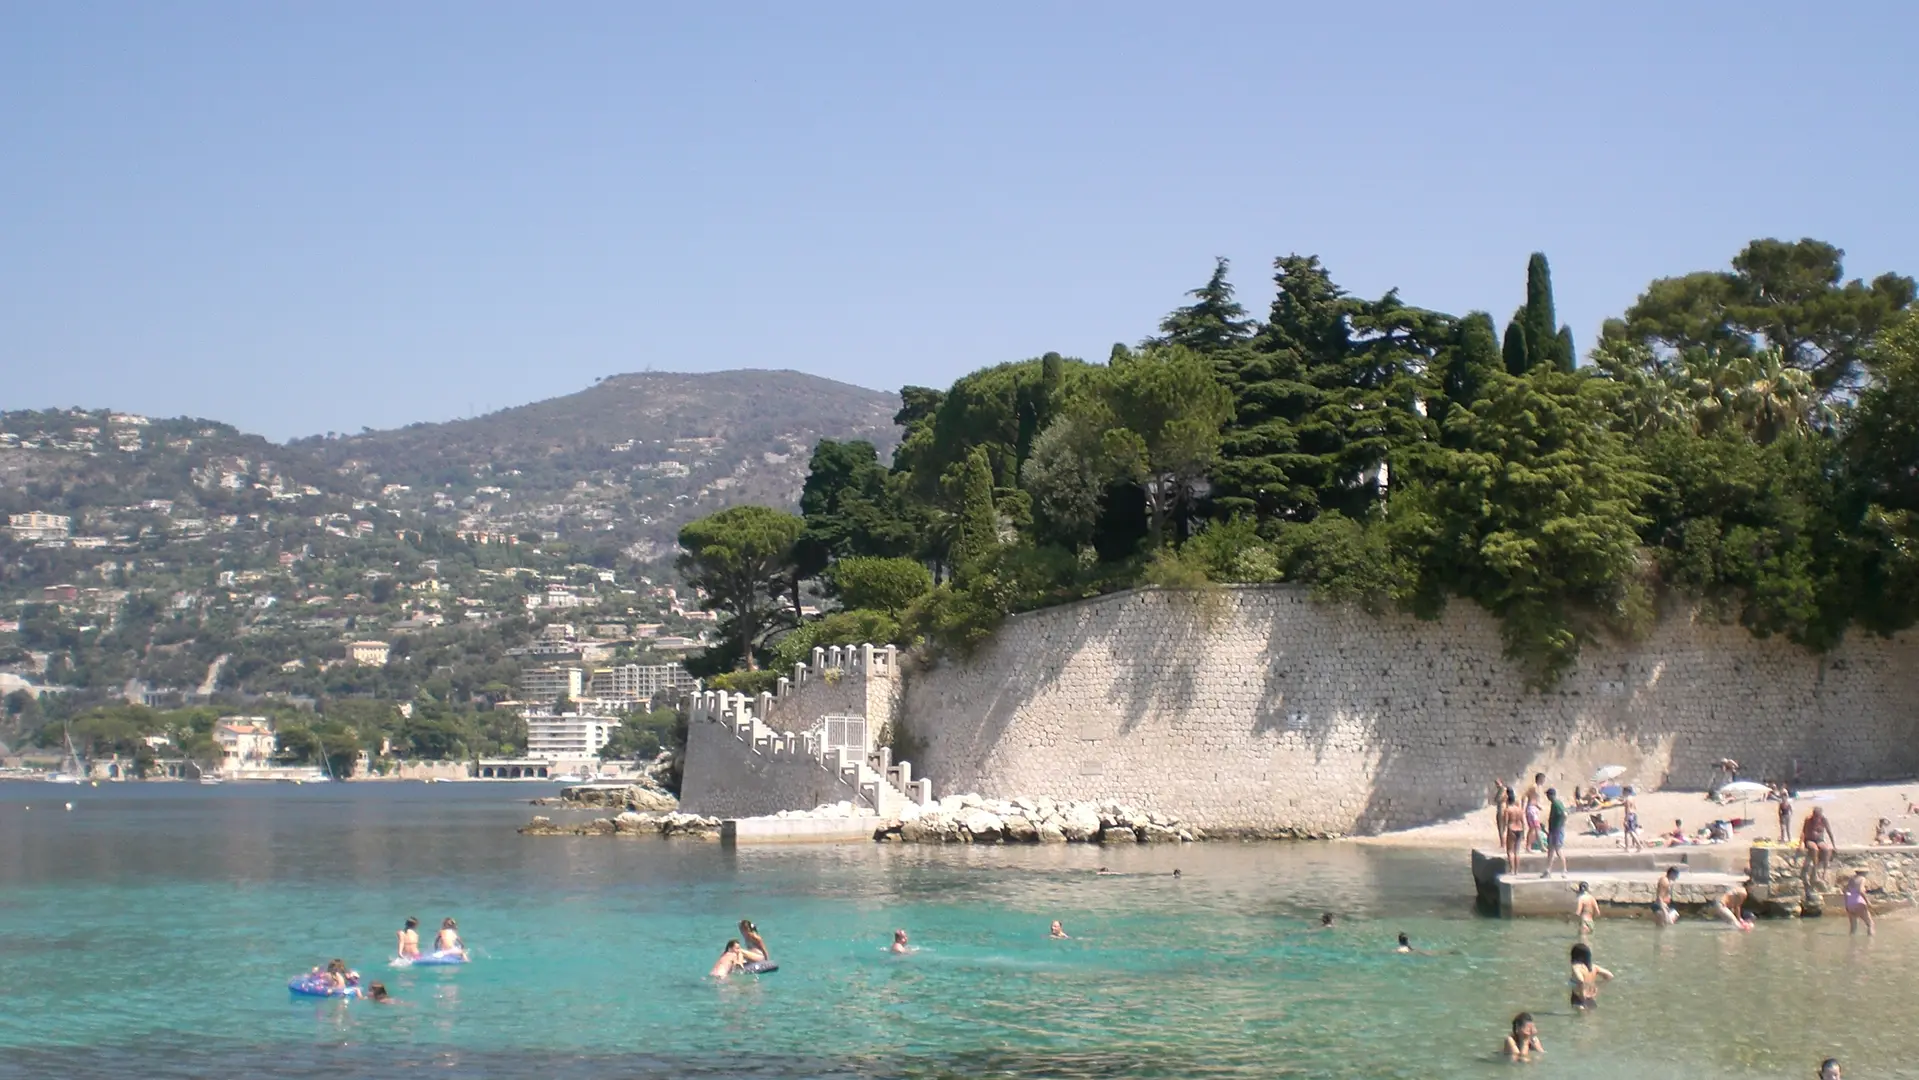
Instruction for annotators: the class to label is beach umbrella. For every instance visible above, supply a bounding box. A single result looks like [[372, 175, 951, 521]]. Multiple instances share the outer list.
[[1591, 765, 1627, 783], [1720, 781, 1769, 800]]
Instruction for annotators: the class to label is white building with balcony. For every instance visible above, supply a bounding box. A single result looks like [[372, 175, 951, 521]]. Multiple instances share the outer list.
[[523, 710, 621, 761]]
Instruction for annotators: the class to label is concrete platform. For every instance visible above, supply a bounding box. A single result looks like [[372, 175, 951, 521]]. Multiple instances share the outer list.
[[1499, 869, 1750, 917], [721, 816, 879, 845], [1471, 847, 1742, 909]]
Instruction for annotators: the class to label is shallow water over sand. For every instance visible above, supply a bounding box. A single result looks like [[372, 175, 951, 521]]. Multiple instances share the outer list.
[[0, 781, 1913, 1078]]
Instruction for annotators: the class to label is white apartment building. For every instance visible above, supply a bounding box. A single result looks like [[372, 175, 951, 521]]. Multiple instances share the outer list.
[[214, 717, 277, 772], [9, 512, 72, 541], [524, 711, 621, 759], [588, 663, 696, 702], [520, 664, 586, 703]]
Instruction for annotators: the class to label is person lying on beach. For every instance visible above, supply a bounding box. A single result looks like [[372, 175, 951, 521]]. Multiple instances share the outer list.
[[396, 917, 421, 959], [1504, 1012, 1544, 1060], [1654, 867, 1680, 925], [890, 929, 912, 954], [710, 940, 746, 979], [1049, 921, 1070, 939], [1664, 820, 1692, 845], [1873, 819, 1914, 845], [738, 920, 769, 962]]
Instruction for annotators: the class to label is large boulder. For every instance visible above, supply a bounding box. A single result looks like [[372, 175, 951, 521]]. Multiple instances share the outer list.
[[518, 815, 564, 835], [629, 789, 679, 813], [1099, 825, 1139, 845], [1060, 804, 1103, 843], [959, 808, 1005, 843], [1002, 815, 1039, 843], [1139, 822, 1181, 844], [1036, 821, 1068, 844]]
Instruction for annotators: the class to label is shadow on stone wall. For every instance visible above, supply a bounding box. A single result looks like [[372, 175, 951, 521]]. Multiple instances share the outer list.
[[904, 585, 1919, 834]]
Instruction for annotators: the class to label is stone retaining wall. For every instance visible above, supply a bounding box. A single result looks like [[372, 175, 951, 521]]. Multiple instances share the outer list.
[[901, 587, 1919, 835], [1749, 843, 1919, 916]]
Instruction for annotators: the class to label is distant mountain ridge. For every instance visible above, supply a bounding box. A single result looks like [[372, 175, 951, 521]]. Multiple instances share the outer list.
[[3, 369, 903, 561]]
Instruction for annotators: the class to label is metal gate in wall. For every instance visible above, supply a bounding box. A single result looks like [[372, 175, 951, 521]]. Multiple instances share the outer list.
[[818, 715, 868, 756]]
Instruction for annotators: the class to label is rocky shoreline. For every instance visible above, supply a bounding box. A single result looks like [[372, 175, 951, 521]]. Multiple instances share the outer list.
[[515, 790, 1346, 843], [519, 811, 722, 839]]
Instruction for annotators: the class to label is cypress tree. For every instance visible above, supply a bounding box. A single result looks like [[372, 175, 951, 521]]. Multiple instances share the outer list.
[[948, 446, 999, 577], [1502, 252, 1578, 374]]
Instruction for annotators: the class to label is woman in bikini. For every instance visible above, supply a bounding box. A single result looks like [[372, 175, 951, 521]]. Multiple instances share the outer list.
[[738, 920, 770, 963], [396, 917, 421, 959], [1568, 942, 1613, 1010], [1501, 789, 1525, 869], [1801, 808, 1836, 883], [1844, 870, 1875, 936]]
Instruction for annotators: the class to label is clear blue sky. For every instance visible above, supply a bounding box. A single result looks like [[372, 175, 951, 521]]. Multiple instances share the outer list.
[[4, 3, 1915, 441]]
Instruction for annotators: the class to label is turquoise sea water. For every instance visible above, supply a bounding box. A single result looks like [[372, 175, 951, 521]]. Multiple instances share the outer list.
[[0, 781, 1913, 1079]]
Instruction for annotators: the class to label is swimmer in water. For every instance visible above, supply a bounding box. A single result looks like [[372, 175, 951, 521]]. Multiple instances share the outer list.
[[1712, 880, 1753, 930], [1050, 921, 1069, 939], [368, 982, 395, 1003], [1318, 913, 1335, 929], [1503, 1012, 1544, 1060], [435, 918, 467, 958], [710, 940, 746, 979], [321, 958, 349, 992], [1574, 882, 1600, 935], [1172, 868, 1181, 878], [1568, 942, 1613, 1010], [396, 917, 421, 959], [1395, 933, 1415, 954], [1095, 867, 1117, 876], [1653, 866, 1680, 925], [890, 929, 911, 954], [738, 920, 769, 962], [1819, 1058, 1841, 1080], [1844, 870, 1875, 936]]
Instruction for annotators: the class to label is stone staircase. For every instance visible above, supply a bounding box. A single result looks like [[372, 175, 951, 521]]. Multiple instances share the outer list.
[[686, 681, 933, 817]]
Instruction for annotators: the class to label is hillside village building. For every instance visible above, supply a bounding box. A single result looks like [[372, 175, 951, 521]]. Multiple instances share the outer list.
[[9, 512, 72, 541], [347, 640, 391, 666], [520, 664, 585, 703], [588, 663, 696, 703], [214, 718, 277, 773]]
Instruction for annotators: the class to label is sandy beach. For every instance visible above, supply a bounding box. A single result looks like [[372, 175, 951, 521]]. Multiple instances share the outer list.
[[1360, 779, 1919, 850]]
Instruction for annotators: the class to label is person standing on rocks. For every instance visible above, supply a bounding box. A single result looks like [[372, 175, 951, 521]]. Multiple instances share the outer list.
[[1501, 790, 1525, 869], [1777, 787, 1794, 843]]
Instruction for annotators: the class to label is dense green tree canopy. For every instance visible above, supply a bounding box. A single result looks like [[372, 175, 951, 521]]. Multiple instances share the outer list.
[[697, 237, 1919, 684]]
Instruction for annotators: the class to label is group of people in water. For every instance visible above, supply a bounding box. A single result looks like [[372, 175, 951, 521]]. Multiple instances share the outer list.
[[303, 915, 468, 1003], [395, 915, 469, 960]]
